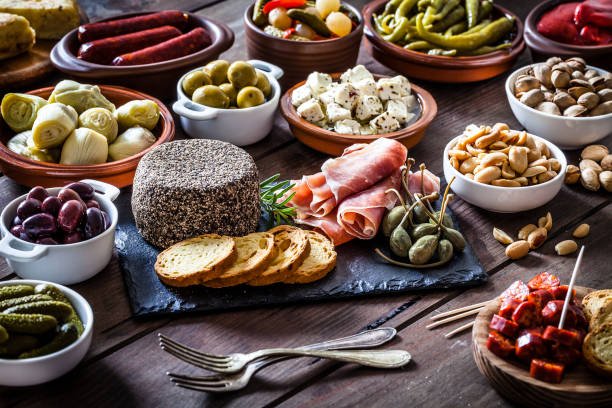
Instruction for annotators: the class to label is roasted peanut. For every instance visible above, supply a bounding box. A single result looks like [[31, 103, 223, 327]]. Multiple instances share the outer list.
[[572, 223, 590, 238], [509, 146, 528, 174], [518, 224, 538, 240], [506, 240, 530, 260], [555, 240, 578, 256], [527, 227, 548, 249], [493, 227, 514, 245], [474, 166, 501, 184], [538, 212, 552, 231]]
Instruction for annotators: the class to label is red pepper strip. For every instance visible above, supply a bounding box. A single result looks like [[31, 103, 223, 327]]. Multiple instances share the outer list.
[[283, 28, 296, 38], [575, 2, 612, 28], [263, 0, 306, 14]]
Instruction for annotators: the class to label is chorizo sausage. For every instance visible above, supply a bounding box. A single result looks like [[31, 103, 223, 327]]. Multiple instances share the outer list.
[[530, 359, 564, 383], [527, 289, 553, 311], [512, 301, 540, 328], [542, 326, 581, 348], [550, 285, 575, 301], [78, 26, 182, 65], [500, 280, 530, 302], [527, 272, 560, 291], [489, 315, 519, 338], [550, 343, 581, 366], [541, 300, 577, 328], [112, 27, 212, 66], [499, 298, 520, 320], [78, 10, 188, 43], [486, 331, 515, 358], [515, 329, 548, 362]]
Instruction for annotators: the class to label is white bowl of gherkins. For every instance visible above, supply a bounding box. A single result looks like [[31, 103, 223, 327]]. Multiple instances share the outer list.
[[0, 280, 93, 387]]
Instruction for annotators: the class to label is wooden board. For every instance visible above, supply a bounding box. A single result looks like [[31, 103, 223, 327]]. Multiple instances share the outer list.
[[472, 286, 612, 408]]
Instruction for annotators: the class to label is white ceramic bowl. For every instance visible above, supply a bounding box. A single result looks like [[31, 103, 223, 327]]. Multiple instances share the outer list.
[[505, 64, 612, 150], [0, 179, 120, 285], [173, 59, 284, 146], [0, 279, 93, 386], [443, 133, 567, 213]]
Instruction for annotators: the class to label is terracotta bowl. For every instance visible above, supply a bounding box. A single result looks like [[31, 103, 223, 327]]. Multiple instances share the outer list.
[[50, 11, 234, 100], [362, 0, 526, 83], [0, 86, 175, 188], [280, 74, 437, 156], [524, 0, 612, 71], [244, 2, 364, 89]]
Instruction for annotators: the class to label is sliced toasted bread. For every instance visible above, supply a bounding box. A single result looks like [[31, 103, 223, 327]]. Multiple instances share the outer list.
[[203, 232, 275, 288], [284, 230, 336, 284], [247, 225, 309, 286], [154, 234, 235, 287], [583, 290, 612, 323], [583, 322, 612, 379], [591, 301, 612, 331]]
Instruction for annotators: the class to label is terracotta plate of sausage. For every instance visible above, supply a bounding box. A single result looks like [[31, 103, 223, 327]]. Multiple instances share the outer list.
[[472, 286, 612, 408]]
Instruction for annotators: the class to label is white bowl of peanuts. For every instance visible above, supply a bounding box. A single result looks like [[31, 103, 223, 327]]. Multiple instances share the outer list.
[[443, 123, 567, 213]]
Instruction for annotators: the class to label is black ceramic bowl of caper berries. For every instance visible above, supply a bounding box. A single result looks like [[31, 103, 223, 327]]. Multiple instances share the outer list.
[[0, 280, 93, 386], [506, 56, 612, 149], [173, 59, 283, 146]]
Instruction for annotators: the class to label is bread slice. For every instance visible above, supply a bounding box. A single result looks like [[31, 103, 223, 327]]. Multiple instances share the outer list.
[[284, 230, 336, 284], [582, 290, 612, 324], [203, 232, 275, 288], [583, 322, 612, 379], [591, 301, 612, 332], [154, 234, 235, 287], [247, 225, 309, 286]]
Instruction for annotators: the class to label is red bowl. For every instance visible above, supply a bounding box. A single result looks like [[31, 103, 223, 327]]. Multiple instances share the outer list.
[[0, 85, 175, 188], [524, 0, 612, 71], [362, 0, 526, 83]]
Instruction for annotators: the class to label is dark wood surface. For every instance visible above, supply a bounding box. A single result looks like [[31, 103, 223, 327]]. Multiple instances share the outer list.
[[1, 1, 611, 407]]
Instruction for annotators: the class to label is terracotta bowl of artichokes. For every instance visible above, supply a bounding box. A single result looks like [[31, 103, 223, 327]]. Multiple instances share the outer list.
[[0, 86, 174, 188]]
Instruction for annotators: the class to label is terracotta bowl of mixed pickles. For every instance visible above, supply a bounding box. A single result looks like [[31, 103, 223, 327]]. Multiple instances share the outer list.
[[244, 0, 364, 89], [0, 85, 175, 188], [362, 0, 526, 83]]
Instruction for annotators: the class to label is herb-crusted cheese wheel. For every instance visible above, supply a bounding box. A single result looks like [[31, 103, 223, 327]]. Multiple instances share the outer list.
[[132, 140, 260, 248]]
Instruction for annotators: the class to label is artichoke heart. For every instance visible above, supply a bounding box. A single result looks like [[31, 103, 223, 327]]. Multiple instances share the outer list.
[[48, 80, 115, 114], [114, 100, 160, 130], [108, 126, 157, 161], [7, 130, 58, 162], [1, 93, 48, 132], [31, 103, 78, 149], [60, 128, 108, 165], [79, 107, 118, 143]]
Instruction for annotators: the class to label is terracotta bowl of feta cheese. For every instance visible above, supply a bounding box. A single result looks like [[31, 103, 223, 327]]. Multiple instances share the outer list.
[[280, 69, 437, 156]]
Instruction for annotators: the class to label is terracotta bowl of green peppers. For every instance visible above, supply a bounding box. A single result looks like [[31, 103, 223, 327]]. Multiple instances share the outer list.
[[362, 0, 526, 83]]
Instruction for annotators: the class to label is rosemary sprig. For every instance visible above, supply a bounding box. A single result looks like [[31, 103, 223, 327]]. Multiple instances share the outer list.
[[260, 174, 297, 227]]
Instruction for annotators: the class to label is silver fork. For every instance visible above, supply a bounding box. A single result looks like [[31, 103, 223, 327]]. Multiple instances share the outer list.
[[160, 327, 399, 392]]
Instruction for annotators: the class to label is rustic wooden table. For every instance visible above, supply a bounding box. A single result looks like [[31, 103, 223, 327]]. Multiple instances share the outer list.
[[0, 0, 610, 406]]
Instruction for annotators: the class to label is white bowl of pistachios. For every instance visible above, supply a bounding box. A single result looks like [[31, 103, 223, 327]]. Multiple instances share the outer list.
[[505, 57, 612, 150]]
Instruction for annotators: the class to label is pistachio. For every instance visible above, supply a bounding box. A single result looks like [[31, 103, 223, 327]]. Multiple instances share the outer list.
[[522, 166, 547, 177], [538, 212, 552, 231], [491, 179, 521, 187], [581, 145, 609, 162], [580, 159, 603, 174], [535, 101, 560, 115], [555, 240, 578, 256], [509, 146, 529, 174], [588, 76, 606, 88], [537, 170, 557, 184], [493, 227, 514, 245], [598, 88, 612, 103], [474, 166, 501, 184], [601, 154, 612, 171], [527, 227, 548, 249], [577, 92, 600, 110], [564, 104, 587, 117], [552, 62, 571, 73], [567, 59, 585, 72], [546, 56, 563, 67], [515, 75, 540, 93], [564, 164, 580, 184], [518, 224, 538, 240], [580, 168, 600, 191], [584, 69, 598, 79], [603, 72, 612, 88], [543, 91, 554, 102], [551, 70, 571, 88], [571, 70, 586, 80], [569, 78, 594, 90], [506, 240, 530, 260], [600, 170, 612, 192], [533, 64, 552, 88], [573, 223, 590, 238], [520, 89, 545, 108], [566, 56, 586, 66], [589, 101, 612, 116], [549, 158, 561, 172], [568, 86, 590, 99], [552, 91, 576, 110]]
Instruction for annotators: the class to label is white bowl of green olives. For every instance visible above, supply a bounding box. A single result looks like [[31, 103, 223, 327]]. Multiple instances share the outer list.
[[173, 59, 284, 146], [0, 280, 93, 386]]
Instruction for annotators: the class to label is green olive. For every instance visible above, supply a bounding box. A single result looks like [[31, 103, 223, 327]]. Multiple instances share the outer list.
[[204, 60, 230, 85], [228, 61, 258, 90], [236, 86, 265, 108], [192, 85, 230, 109], [182, 70, 212, 97], [255, 71, 272, 98], [219, 83, 237, 106]]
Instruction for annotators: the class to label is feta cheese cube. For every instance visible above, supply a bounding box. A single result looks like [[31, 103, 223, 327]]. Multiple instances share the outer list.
[[359, 124, 376, 135], [386, 100, 409, 124], [404, 111, 417, 125], [354, 79, 377, 96], [370, 111, 400, 133], [402, 94, 418, 111], [355, 95, 383, 121], [332, 83, 358, 110], [291, 84, 312, 107], [393, 75, 411, 96], [319, 86, 337, 106], [376, 77, 403, 101], [334, 119, 361, 135], [326, 103, 352, 123], [297, 98, 325, 123], [340, 65, 374, 84], [306, 72, 332, 95]]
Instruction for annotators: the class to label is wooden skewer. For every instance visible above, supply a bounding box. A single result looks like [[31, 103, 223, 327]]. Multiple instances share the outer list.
[[426, 307, 483, 329], [445, 321, 475, 338], [430, 300, 491, 321], [559, 245, 585, 330]]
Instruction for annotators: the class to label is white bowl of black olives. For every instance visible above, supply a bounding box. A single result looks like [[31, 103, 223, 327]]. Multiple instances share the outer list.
[[0, 180, 119, 285], [173, 59, 283, 146]]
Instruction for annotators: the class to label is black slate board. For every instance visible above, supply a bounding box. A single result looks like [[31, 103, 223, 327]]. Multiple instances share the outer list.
[[115, 188, 487, 316]]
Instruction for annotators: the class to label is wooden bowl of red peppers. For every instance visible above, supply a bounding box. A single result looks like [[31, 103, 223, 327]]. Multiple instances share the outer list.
[[525, 0, 612, 71]]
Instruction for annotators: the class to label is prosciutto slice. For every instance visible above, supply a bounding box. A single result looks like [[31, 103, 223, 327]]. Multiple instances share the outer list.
[[405, 169, 440, 198], [296, 210, 355, 246]]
